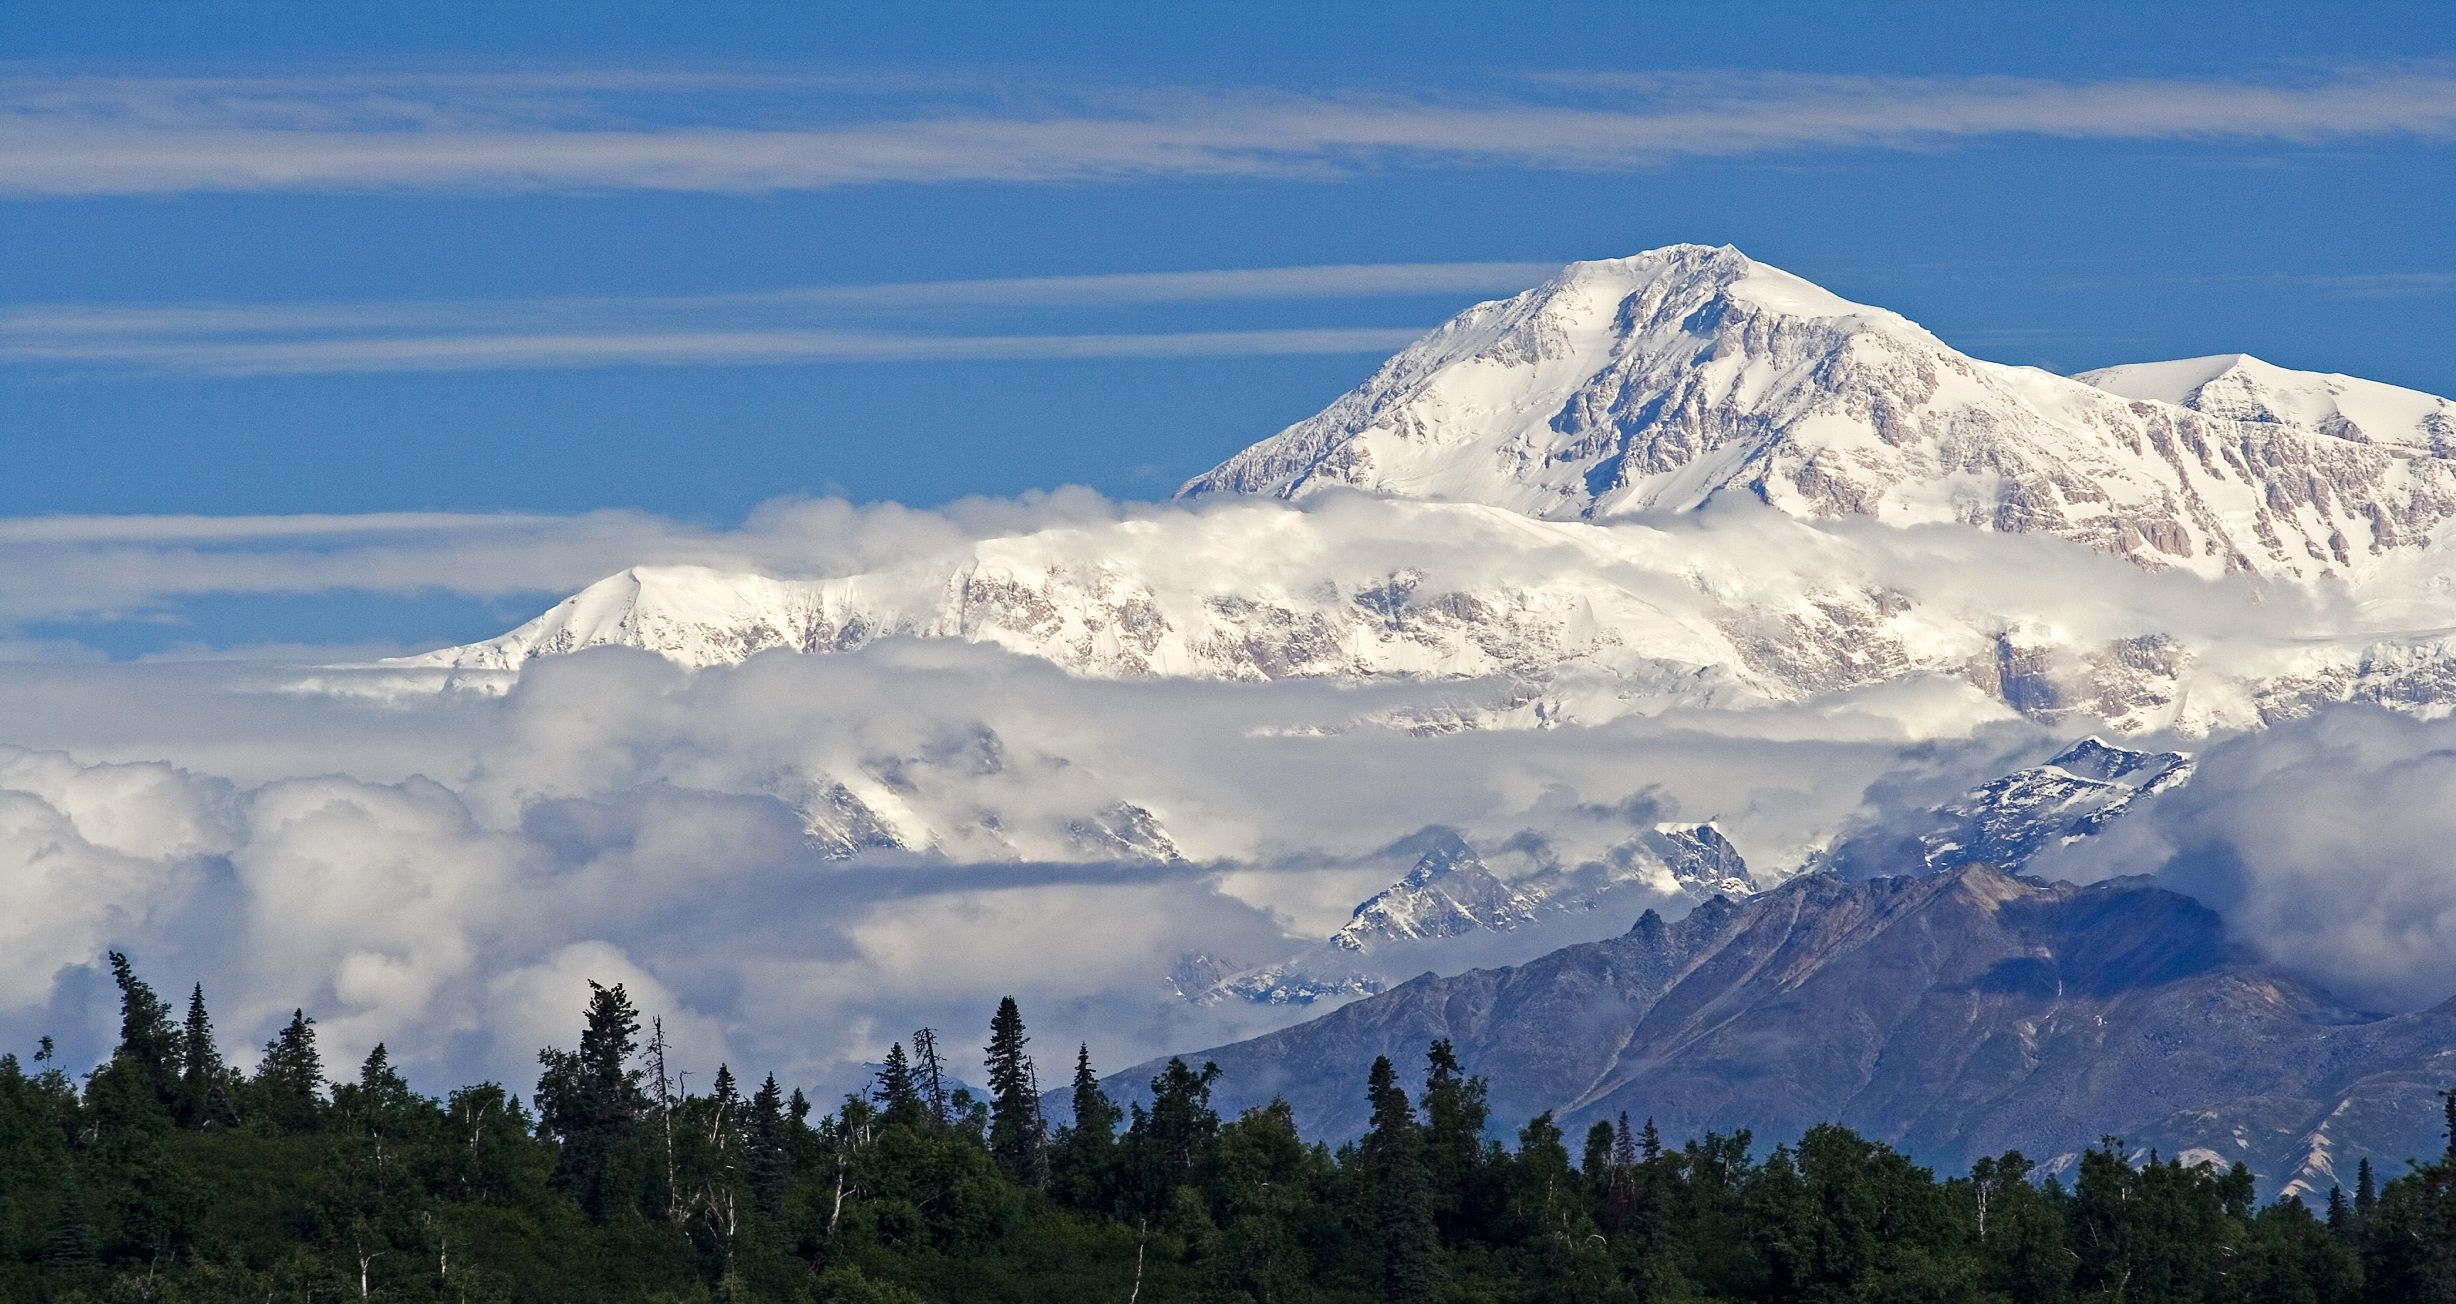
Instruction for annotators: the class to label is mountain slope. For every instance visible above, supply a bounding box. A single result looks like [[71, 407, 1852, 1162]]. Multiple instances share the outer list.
[[382, 495, 2456, 738], [1179, 245, 2456, 580], [379, 246, 2456, 739], [1183, 824, 1758, 1008], [1120, 865, 2456, 1194]]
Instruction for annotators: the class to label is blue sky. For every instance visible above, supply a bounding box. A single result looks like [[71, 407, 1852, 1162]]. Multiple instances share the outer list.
[[3, 0, 2453, 654]]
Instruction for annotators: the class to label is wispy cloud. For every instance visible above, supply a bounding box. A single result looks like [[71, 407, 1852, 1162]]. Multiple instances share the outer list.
[[0, 259, 1545, 375], [0, 260, 1557, 338], [0, 511, 560, 543], [2, 65, 2449, 197], [1, 325, 1428, 375]]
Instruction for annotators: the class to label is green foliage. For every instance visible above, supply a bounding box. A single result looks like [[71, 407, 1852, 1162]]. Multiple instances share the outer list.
[[9, 954, 2452, 1301], [250, 1007, 325, 1134], [983, 996, 1046, 1189]]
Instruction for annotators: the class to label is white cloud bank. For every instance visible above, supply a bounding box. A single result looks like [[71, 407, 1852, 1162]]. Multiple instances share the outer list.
[[2035, 706, 2456, 1015], [0, 628, 2037, 1103], [13, 633, 2455, 1111]]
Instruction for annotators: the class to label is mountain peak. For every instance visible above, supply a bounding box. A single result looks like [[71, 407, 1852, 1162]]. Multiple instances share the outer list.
[[2076, 353, 2454, 453], [1177, 245, 2456, 576]]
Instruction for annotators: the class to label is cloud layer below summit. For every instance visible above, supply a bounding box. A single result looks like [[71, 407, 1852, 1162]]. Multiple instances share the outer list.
[[0, 636, 2024, 1101]]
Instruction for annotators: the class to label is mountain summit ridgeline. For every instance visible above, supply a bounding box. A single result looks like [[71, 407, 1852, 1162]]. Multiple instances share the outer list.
[[1180, 243, 2456, 579], [387, 245, 2456, 745]]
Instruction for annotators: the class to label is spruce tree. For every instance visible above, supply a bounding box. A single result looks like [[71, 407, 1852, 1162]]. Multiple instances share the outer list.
[[1362, 1055, 1444, 1304], [40, 1177, 96, 1271], [534, 981, 650, 1220], [1069, 1044, 1120, 1140], [106, 951, 180, 1112], [255, 1008, 325, 1132], [1603, 1111, 1642, 1234], [2356, 1157, 2378, 1224], [338, 1043, 417, 1133], [747, 1073, 790, 1216], [175, 984, 233, 1129], [1121, 1057, 1222, 1212], [983, 996, 1046, 1186], [1418, 1039, 1488, 1233], [1051, 1043, 1120, 1209], [873, 1042, 922, 1125], [2446, 1088, 2456, 1162]]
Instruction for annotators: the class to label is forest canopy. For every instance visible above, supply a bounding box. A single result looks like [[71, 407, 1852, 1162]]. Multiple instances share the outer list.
[[3, 955, 2452, 1302]]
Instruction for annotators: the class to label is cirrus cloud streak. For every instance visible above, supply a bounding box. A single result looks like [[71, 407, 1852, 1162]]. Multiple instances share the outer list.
[[2, 65, 2451, 197]]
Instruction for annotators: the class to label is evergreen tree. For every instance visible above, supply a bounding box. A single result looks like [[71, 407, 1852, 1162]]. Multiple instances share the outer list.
[[872, 1043, 921, 1125], [7, 982, 2439, 1301], [254, 1008, 325, 1133], [335, 1043, 417, 1126], [105, 951, 179, 1114], [174, 984, 234, 1129], [1362, 1055, 1443, 1304], [1050, 1043, 1120, 1209], [1419, 1038, 1490, 1237], [746, 1073, 790, 1216], [534, 981, 650, 1220], [1121, 1057, 1221, 1212], [982, 997, 1046, 1187], [1601, 1112, 1643, 1237], [2447, 1088, 2456, 1162]]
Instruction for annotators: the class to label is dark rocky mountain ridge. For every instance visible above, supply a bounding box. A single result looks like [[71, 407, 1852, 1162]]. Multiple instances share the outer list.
[[1115, 864, 2456, 1196]]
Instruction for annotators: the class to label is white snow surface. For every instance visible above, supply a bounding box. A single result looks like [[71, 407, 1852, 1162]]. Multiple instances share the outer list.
[[1181, 244, 2456, 581], [383, 244, 2456, 741]]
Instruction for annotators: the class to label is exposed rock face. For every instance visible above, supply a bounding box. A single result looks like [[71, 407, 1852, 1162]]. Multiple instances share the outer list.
[[1181, 245, 2456, 582], [1123, 866, 2456, 1195]]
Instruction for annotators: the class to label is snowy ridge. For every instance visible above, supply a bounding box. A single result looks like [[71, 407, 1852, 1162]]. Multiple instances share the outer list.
[[380, 244, 2456, 741], [1181, 244, 2456, 580], [389, 494, 2456, 738], [2076, 353, 2456, 454], [1184, 821, 1763, 1008], [1820, 737, 2193, 881]]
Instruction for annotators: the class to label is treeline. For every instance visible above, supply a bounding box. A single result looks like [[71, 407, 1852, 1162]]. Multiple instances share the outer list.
[[3, 956, 2454, 1301]]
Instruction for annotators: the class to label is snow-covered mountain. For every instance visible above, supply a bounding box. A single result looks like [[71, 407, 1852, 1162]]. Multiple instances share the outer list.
[[1819, 737, 2192, 881], [383, 244, 2456, 746], [1182, 736, 2186, 1010], [1179, 824, 1758, 1008], [1180, 244, 2456, 580]]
